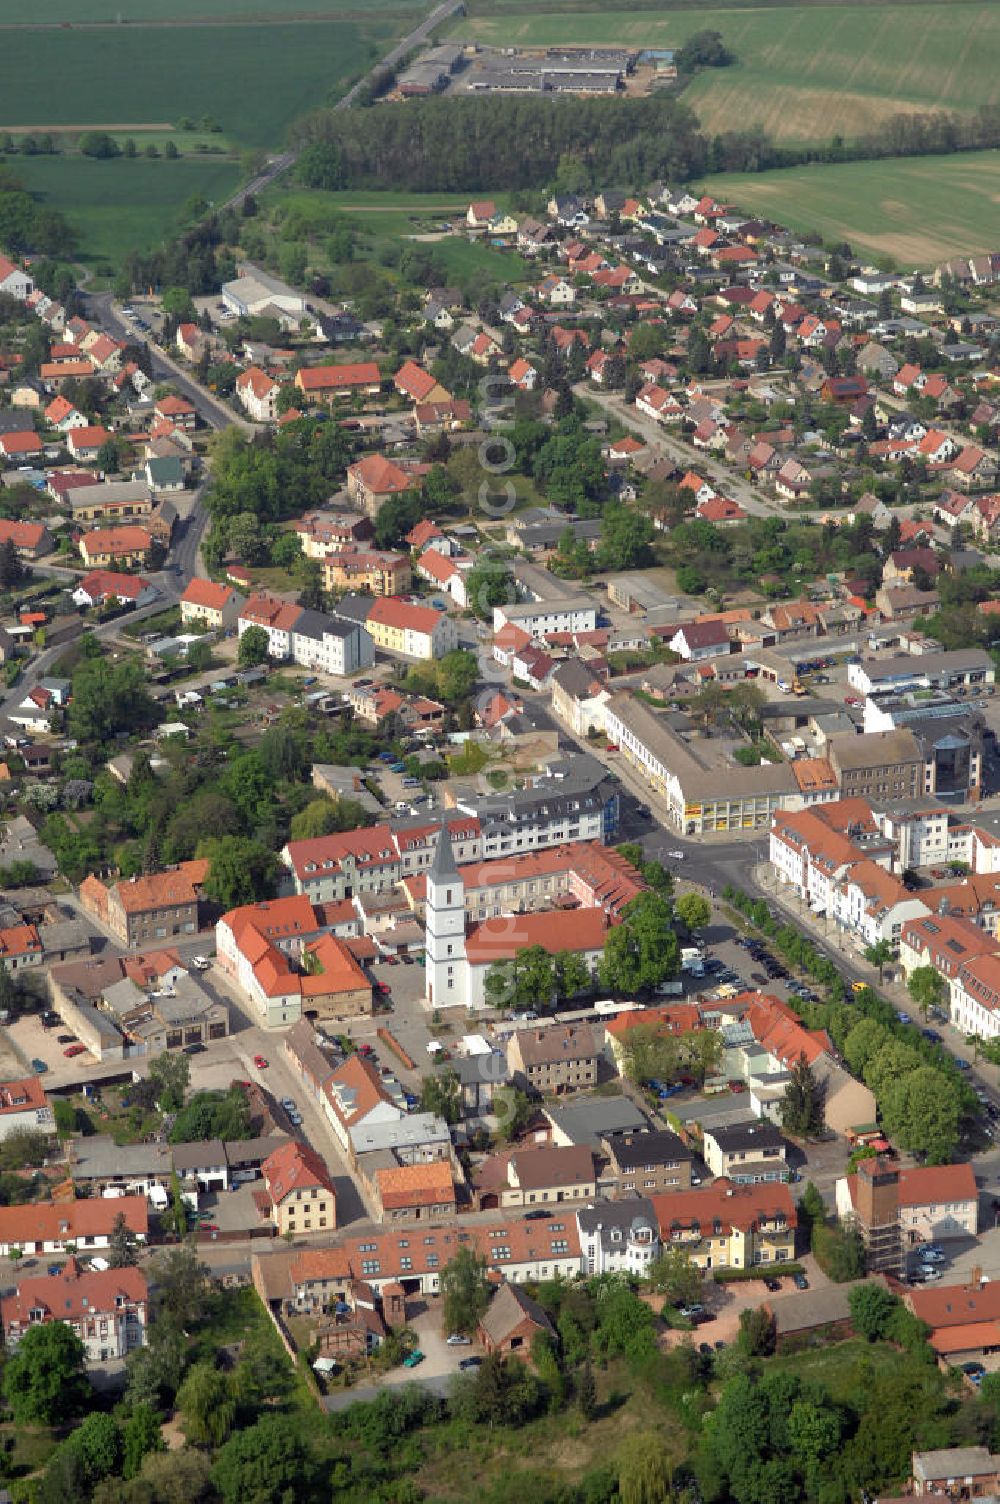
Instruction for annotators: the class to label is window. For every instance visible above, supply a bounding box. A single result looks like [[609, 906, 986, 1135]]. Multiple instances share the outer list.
[[361, 1259, 380, 1276]]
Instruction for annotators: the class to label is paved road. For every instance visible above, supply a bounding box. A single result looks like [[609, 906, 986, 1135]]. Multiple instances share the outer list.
[[222, 0, 467, 210]]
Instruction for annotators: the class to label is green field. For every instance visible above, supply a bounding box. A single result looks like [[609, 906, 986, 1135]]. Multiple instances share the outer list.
[[12, 156, 242, 264], [453, 4, 1000, 143], [5, 0, 419, 18], [2, 21, 384, 147], [702, 150, 1000, 266]]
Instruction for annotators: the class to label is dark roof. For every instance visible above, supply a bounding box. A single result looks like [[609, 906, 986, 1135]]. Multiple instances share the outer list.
[[604, 1129, 691, 1169], [705, 1119, 786, 1154]]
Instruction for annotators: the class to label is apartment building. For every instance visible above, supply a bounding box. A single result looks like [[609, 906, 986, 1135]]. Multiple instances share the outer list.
[[79, 525, 154, 569], [79, 860, 208, 948], [180, 578, 244, 631], [827, 729, 927, 802], [701, 1120, 788, 1184], [604, 1129, 693, 1196], [320, 548, 411, 597], [365, 598, 458, 660], [950, 953, 1000, 1038], [650, 1180, 797, 1270], [238, 592, 375, 676], [215, 896, 371, 1028], [507, 1023, 599, 1096], [1, 1261, 147, 1363], [293, 362, 382, 403], [577, 1199, 660, 1278], [262, 1140, 337, 1238]]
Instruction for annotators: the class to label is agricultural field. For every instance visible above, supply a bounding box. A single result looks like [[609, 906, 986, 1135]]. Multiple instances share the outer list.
[[11, 155, 242, 265], [701, 150, 1000, 267], [451, 3, 1000, 143], [5, 0, 421, 18], [2, 21, 386, 148]]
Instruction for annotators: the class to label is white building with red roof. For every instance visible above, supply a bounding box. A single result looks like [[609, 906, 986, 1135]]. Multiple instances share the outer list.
[[180, 577, 244, 631], [71, 570, 159, 610], [0, 255, 32, 301], [424, 830, 609, 1012], [236, 366, 279, 423], [1, 1258, 148, 1362]]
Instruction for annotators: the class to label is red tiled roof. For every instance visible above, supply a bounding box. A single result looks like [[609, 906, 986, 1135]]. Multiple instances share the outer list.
[[264, 1140, 335, 1203]]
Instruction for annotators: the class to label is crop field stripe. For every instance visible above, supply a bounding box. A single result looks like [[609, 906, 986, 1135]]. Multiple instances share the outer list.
[[700, 150, 1000, 267]]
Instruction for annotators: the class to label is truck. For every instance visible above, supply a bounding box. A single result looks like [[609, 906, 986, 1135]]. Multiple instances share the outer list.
[[655, 980, 685, 998], [681, 947, 705, 977]]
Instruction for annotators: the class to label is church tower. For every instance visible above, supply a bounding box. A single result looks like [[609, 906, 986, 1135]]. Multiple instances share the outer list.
[[425, 828, 466, 1008]]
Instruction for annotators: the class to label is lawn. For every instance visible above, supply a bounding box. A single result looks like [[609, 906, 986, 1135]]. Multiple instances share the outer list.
[[1, 21, 384, 148], [700, 150, 1000, 267], [11, 155, 243, 265], [769, 1336, 946, 1402], [452, 4, 1000, 143]]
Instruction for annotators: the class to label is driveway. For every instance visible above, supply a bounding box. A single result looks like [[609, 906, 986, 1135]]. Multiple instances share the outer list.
[[319, 1294, 482, 1411], [662, 1253, 829, 1347]]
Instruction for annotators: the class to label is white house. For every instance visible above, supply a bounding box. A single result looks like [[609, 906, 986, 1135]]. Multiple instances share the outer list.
[[0, 255, 32, 301]]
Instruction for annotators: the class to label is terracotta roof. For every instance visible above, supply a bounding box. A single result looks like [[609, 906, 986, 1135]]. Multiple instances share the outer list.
[[375, 1161, 455, 1210], [323, 1054, 396, 1130], [466, 906, 607, 964], [263, 1140, 335, 1204], [348, 454, 422, 496], [394, 360, 440, 402], [368, 597, 446, 635], [1, 1259, 147, 1331], [80, 526, 153, 556], [0, 1076, 46, 1115], [78, 570, 151, 602], [897, 1161, 977, 1208], [112, 859, 208, 915], [296, 362, 380, 392], [0, 924, 42, 960], [651, 1178, 796, 1237], [181, 578, 236, 610], [0, 1195, 148, 1246]]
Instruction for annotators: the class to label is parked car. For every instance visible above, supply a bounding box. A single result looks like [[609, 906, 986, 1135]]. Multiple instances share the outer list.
[[63, 1044, 86, 1058], [253, 1054, 269, 1069], [402, 1350, 425, 1368], [679, 1303, 704, 1319], [793, 1273, 809, 1290], [763, 1278, 781, 1292], [446, 1334, 471, 1346], [459, 1356, 482, 1370], [30, 1058, 48, 1074]]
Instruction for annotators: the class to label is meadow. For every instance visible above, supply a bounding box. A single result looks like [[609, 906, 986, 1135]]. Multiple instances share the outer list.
[[451, 3, 1000, 143], [11, 155, 242, 265], [1, 21, 385, 148], [701, 150, 1000, 266]]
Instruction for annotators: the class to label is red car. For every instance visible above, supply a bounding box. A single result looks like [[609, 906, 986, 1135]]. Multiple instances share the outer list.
[[375, 982, 391, 995], [63, 1044, 86, 1058], [253, 1054, 269, 1070], [357, 1043, 374, 1057]]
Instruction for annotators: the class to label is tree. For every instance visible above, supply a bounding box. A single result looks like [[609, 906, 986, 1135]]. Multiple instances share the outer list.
[[148, 1050, 190, 1111], [177, 1362, 236, 1447], [598, 892, 680, 994], [737, 1305, 776, 1358], [436, 648, 478, 704], [150, 1243, 210, 1327], [109, 1209, 139, 1267], [69, 1412, 123, 1488], [440, 1244, 491, 1335], [493, 1086, 533, 1145], [577, 1359, 597, 1420], [237, 623, 270, 667], [97, 437, 124, 473], [848, 1281, 899, 1341], [186, 638, 213, 673], [3, 1319, 88, 1423], [863, 939, 893, 982], [210, 1414, 310, 1504], [199, 834, 275, 907], [617, 1023, 680, 1088], [647, 1244, 702, 1307], [675, 892, 711, 933], [419, 1069, 462, 1125], [780, 1053, 825, 1137], [0, 537, 24, 589], [616, 1432, 673, 1504], [121, 1402, 163, 1480], [883, 1064, 961, 1164], [907, 965, 948, 1019], [289, 797, 341, 840], [463, 555, 515, 620]]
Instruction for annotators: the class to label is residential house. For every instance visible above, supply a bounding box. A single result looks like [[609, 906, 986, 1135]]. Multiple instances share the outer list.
[[78, 526, 153, 569], [293, 363, 382, 403], [372, 1162, 456, 1223], [474, 1144, 596, 1211], [0, 1260, 147, 1362], [835, 1157, 978, 1274], [507, 1023, 599, 1097], [236, 366, 280, 422], [79, 860, 208, 948], [650, 1180, 796, 1270], [603, 1129, 693, 1197], [180, 578, 244, 631], [701, 1121, 788, 1184], [262, 1140, 336, 1238]]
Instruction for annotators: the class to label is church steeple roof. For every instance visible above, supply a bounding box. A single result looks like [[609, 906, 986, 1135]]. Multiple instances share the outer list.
[[428, 827, 459, 885]]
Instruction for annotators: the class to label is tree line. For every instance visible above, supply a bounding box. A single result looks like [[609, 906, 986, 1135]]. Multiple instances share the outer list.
[[291, 93, 710, 192]]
